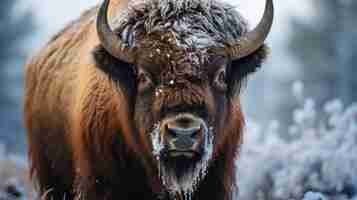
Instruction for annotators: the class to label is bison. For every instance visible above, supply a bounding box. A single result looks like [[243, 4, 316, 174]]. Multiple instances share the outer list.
[[24, 0, 273, 199]]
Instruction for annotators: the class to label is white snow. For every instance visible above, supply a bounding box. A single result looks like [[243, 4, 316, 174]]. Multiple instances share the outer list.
[[303, 192, 327, 200], [0, 145, 33, 200], [292, 80, 304, 101], [237, 82, 357, 200]]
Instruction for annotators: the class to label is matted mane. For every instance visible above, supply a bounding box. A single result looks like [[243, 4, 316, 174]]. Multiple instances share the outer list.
[[111, 0, 248, 49]]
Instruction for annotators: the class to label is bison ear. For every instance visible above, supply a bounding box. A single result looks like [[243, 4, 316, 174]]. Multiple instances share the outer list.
[[228, 44, 269, 95], [230, 44, 269, 79], [92, 45, 135, 83]]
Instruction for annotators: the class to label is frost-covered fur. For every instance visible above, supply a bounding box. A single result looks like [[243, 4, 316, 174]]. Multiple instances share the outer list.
[[112, 0, 248, 49]]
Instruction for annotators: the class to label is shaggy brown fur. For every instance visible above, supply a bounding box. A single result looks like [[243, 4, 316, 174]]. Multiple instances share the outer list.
[[25, 1, 269, 200]]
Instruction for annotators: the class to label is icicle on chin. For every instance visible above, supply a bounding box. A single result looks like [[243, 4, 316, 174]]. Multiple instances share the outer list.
[[150, 123, 164, 178], [150, 126, 214, 200]]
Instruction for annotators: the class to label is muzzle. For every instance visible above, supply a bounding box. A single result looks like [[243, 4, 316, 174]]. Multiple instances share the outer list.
[[160, 113, 208, 159]]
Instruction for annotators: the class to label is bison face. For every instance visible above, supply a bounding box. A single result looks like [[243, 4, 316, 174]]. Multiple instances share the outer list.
[[132, 34, 231, 194], [94, 32, 241, 197], [94, 0, 273, 197]]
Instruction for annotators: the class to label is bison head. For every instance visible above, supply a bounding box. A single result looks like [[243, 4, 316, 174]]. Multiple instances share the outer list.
[[93, 0, 273, 197]]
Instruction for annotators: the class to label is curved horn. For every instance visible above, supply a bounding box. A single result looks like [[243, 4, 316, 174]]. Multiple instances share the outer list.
[[229, 0, 274, 60], [97, 0, 135, 63]]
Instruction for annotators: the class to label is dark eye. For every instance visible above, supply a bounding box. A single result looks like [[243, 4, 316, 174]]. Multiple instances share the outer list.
[[137, 68, 153, 91], [214, 67, 227, 91]]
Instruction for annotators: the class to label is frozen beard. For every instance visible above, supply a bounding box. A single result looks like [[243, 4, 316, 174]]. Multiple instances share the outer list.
[[150, 123, 214, 200]]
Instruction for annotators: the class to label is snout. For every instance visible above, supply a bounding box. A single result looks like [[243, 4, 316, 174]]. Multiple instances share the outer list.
[[161, 114, 207, 158]]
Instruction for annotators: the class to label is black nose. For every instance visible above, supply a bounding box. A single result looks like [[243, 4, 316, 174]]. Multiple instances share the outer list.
[[161, 114, 206, 155]]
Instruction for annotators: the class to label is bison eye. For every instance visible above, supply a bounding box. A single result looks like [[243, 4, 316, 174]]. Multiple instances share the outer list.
[[214, 67, 227, 91], [137, 69, 153, 91]]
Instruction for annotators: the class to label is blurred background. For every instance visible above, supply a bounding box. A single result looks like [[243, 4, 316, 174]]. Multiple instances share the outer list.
[[0, 0, 356, 199]]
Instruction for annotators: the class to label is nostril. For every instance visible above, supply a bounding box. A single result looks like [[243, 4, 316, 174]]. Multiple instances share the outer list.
[[190, 127, 202, 139], [166, 125, 178, 138]]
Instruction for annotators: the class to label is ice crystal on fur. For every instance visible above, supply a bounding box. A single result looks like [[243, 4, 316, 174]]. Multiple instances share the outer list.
[[162, 126, 213, 200], [150, 123, 164, 160], [150, 122, 214, 200]]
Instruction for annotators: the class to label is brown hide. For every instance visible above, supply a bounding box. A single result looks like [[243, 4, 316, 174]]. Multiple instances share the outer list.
[[25, 1, 267, 200]]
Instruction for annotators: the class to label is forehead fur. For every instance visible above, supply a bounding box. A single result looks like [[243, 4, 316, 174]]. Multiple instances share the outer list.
[[112, 0, 248, 49]]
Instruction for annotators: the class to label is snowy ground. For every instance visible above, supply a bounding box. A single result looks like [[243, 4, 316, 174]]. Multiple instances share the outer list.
[[1, 82, 356, 200], [0, 145, 33, 200]]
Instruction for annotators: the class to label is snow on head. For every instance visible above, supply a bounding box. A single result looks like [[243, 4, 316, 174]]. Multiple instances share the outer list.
[[112, 0, 247, 50]]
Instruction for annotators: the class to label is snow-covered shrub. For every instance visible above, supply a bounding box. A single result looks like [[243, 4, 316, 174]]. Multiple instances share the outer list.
[[237, 81, 357, 200], [302, 192, 327, 200], [0, 144, 32, 200]]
